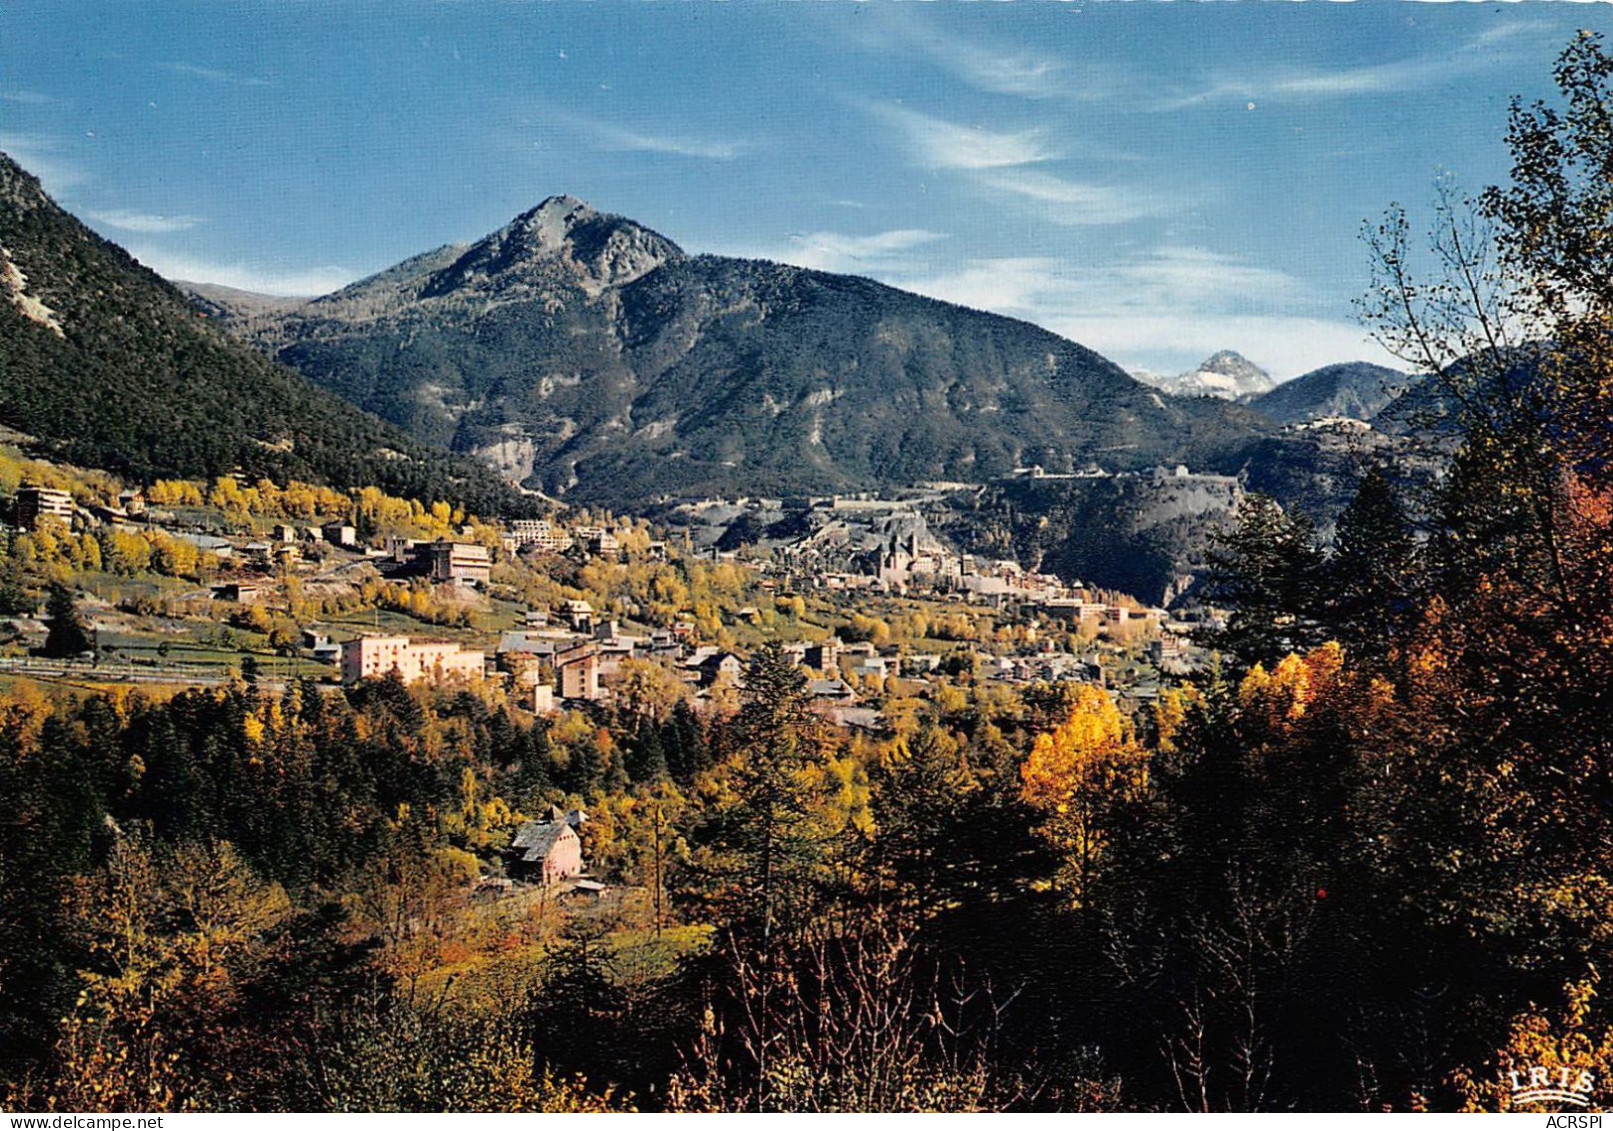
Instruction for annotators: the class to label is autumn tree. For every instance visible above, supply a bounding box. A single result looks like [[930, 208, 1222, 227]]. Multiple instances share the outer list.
[[1019, 685, 1149, 909], [1357, 35, 1613, 1105]]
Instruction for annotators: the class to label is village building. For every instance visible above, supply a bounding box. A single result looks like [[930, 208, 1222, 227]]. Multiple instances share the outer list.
[[807, 677, 858, 702], [508, 807, 584, 885], [86, 503, 129, 526], [574, 526, 620, 557], [803, 640, 840, 673], [176, 531, 233, 558], [903, 653, 942, 675], [510, 519, 573, 553], [301, 630, 341, 665], [562, 599, 596, 633], [821, 705, 884, 732], [849, 655, 889, 679], [555, 641, 604, 701], [497, 631, 559, 664], [697, 650, 745, 687], [15, 485, 72, 530], [424, 540, 492, 587], [321, 522, 358, 549], [340, 635, 485, 685]]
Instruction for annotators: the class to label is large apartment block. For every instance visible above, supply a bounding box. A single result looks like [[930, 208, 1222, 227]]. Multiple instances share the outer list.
[[424, 540, 492, 587], [15, 485, 73, 530], [509, 519, 573, 553], [340, 635, 485, 685]]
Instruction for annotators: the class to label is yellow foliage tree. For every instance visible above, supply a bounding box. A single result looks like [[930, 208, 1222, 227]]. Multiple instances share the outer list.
[[1020, 684, 1150, 907]]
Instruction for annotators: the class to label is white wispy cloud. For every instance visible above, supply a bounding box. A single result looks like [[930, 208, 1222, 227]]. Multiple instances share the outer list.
[[1266, 57, 1464, 99], [738, 228, 947, 275], [157, 62, 271, 87], [890, 248, 1393, 379], [556, 112, 746, 160], [1, 90, 54, 106], [899, 248, 1300, 326], [127, 246, 354, 298], [852, 12, 1125, 102], [85, 209, 205, 234], [866, 103, 1163, 225], [1470, 20, 1554, 51], [1153, 21, 1559, 110], [1110, 246, 1298, 305], [870, 103, 1056, 170], [971, 168, 1169, 226], [895, 22, 1071, 99]]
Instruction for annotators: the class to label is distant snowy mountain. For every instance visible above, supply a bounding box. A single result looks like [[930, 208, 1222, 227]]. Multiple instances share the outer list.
[[1131, 350, 1276, 400]]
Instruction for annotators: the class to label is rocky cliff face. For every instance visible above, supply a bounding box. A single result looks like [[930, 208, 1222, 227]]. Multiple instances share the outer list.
[[947, 470, 1246, 605]]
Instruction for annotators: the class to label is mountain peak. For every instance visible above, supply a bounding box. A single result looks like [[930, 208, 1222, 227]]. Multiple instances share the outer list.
[[424, 195, 684, 298], [1199, 349, 1266, 378], [1130, 350, 1275, 400], [1246, 360, 1416, 425], [508, 194, 599, 244], [1178, 350, 1274, 399]]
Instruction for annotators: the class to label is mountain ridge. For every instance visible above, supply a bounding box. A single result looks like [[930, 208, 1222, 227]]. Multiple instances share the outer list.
[[1246, 360, 1416, 425], [196, 195, 1279, 505], [0, 151, 537, 516]]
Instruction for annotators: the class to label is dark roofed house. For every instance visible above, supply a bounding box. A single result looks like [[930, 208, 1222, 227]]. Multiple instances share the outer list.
[[698, 650, 745, 687], [807, 677, 858, 702], [497, 631, 558, 660], [509, 812, 584, 886]]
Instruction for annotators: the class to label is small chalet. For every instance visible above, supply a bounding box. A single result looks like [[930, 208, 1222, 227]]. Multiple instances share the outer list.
[[562, 599, 596, 633], [697, 650, 744, 687], [509, 806, 585, 885], [807, 677, 858, 702]]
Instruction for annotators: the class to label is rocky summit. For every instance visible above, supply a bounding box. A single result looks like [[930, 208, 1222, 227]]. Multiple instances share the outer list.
[[1132, 350, 1276, 401]]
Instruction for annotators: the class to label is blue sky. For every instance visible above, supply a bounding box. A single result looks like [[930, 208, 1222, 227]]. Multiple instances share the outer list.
[[2, 2, 1605, 379]]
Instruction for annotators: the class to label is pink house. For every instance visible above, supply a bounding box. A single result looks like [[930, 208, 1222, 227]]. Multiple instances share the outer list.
[[510, 808, 584, 885]]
